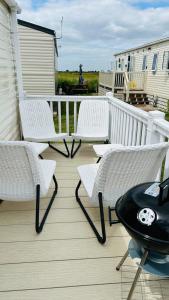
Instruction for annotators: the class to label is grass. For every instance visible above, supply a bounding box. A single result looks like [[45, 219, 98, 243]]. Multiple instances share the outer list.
[[165, 112, 169, 122], [54, 71, 99, 131], [56, 71, 99, 94], [57, 71, 99, 82], [54, 115, 74, 134]]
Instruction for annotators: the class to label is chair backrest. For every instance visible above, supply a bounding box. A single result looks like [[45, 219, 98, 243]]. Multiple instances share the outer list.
[[0, 141, 44, 201], [19, 100, 56, 139], [76, 100, 109, 136], [92, 142, 169, 207]]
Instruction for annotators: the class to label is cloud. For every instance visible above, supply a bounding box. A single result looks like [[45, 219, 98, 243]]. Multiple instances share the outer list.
[[17, 0, 169, 70]]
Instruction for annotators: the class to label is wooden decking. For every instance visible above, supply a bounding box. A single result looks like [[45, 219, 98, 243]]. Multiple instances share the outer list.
[[0, 143, 168, 299]]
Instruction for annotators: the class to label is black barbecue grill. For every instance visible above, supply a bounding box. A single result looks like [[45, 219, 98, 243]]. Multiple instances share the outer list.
[[115, 178, 169, 300]]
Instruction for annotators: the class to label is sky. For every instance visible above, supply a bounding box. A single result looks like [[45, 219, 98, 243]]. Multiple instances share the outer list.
[[17, 0, 169, 71]]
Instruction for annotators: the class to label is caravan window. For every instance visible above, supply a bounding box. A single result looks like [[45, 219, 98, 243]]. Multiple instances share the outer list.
[[152, 54, 158, 71], [142, 55, 147, 71], [121, 59, 124, 71], [162, 51, 169, 70]]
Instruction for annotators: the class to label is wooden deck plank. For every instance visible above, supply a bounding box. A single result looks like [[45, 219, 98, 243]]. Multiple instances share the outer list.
[[1, 281, 168, 300], [0, 207, 110, 225], [0, 258, 123, 291], [0, 222, 128, 243], [0, 196, 94, 211], [0, 143, 168, 299], [0, 236, 130, 264], [0, 284, 122, 300]]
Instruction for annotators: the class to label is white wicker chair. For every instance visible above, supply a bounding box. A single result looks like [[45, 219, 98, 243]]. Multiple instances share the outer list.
[[30, 142, 48, 156], [75, 142, 169, 244], [19, 100, 70, 157], [71, 100, 109, 158], [0, 141, 57, 233]]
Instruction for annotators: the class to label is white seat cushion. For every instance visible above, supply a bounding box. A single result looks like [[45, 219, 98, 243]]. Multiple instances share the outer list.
[[93, 144, 123, 157], [39, 160, 56, 196], [72, 133, 108, 141], [77, 164, 99, 198], [30, 142, 48, 155], [25, 133, 68, 142]]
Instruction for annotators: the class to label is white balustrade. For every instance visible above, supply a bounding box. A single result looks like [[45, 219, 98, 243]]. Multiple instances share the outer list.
[[25, 92, 169, 180], [99, 71, 147, 92]]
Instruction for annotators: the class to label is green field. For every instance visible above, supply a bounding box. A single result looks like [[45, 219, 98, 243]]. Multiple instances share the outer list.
[[57, 71, 99, 82], [56, 71, 99, 95], [166, 112, 169, 122], [55, 72, 99, 132]]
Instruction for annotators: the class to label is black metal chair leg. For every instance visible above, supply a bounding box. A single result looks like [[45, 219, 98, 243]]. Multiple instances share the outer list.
[[96, 157, 101, 163], [49, 139, 70, 158], [71, 139, 82, 158], [35, 175, 58, 233], [75, 180, 106, 244], [108, 206, 120, 226], [104, 139, 109, 144]]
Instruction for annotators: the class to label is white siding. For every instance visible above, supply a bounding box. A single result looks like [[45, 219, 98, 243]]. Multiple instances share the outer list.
[[0, 0, 19, 140], [18, 25, 56, 95], [115, 40, 169, 106]]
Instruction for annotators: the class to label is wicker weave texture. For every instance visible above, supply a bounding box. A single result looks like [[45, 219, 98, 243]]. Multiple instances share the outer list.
[[20, 100, 56, 139], [74, 100, 109, 139], [0, 141, 55, 201], [92, 142, 169, 207]]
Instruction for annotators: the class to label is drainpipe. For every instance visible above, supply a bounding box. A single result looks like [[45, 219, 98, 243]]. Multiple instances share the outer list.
[[10, 5, 24, 102]]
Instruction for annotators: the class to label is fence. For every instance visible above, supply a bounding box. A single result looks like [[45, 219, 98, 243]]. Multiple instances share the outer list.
[[25, 92, 169, 179]]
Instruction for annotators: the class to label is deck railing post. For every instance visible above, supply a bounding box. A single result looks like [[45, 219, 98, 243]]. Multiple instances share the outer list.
[[112, 72, 115, 95], [146, 111, 165, 181], [106, 92, 113, 142], [146, 111, 165, 145]]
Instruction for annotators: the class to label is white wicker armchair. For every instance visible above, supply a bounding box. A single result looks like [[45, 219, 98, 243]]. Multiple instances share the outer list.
[[75, 142, 169, 244], [71, 100, 109, 158], [30, 142, 48, 156], [19, 100, 70, 158], [0, 141, 57, 233]]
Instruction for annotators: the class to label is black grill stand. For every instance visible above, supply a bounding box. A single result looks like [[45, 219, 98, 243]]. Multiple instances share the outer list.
[[116, 248, 149, 300]]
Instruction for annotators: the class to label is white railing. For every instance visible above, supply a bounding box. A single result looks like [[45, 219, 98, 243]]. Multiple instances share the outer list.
[[128, 71, 147, 91], [99, 72, 113, 89], [99, 71, 147, 92], [25, 95, 108, 134], [108, 93, 149, 146], [25, 92, 169, 179], [114, 72, 124, 89], [152, 118, 169, 179]]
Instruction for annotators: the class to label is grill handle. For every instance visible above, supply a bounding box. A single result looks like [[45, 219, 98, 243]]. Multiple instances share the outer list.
[[159, 177, 169, 205]]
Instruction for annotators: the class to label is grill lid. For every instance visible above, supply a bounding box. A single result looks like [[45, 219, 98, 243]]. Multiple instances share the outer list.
[[116, 179, 169, 244]]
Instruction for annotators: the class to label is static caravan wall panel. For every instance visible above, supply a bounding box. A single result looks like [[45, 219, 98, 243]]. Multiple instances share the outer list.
[[115, 40, 169, 104], [145, 42, 169, 101], [18, 25, 55, 95], [0, 0, 19, 140]]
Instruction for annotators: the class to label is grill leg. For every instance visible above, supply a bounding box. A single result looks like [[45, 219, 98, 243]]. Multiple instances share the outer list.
[[35, 175, 58, 233], [75, 180, 106, 244], [71, 139, 81, 158], [49, 139, 70, 158], [108, 207, 120, 225], [127, 249, 149, 300], [116, 250, 129, 271]]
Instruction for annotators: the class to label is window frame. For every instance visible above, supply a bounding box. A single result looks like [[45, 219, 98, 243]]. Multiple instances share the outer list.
[[152, 53, 158, 72], [162, 51, 169, 70], [142, 55, 147, 71]]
